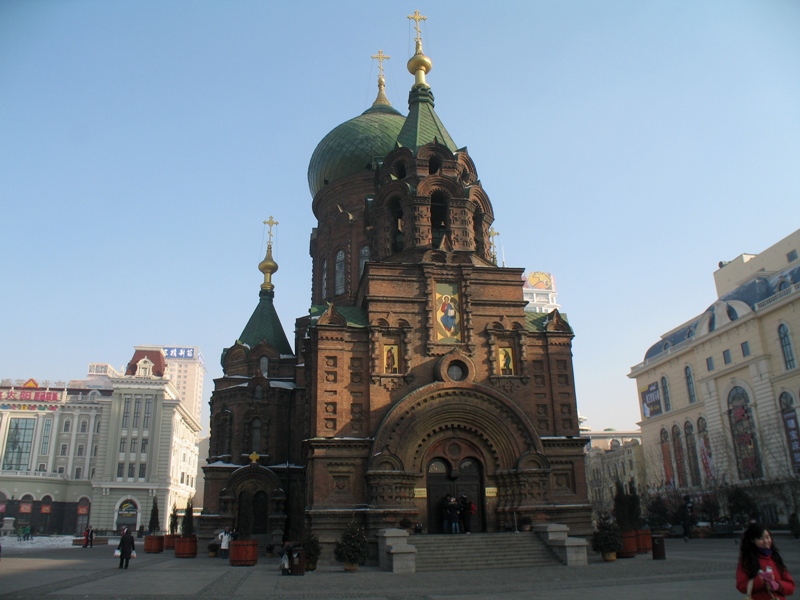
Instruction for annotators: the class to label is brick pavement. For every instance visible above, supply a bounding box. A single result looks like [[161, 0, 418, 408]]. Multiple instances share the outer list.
[[0, 537, 797, 599]]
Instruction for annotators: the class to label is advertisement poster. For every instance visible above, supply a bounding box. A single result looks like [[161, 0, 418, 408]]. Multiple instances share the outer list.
[[640, 382, 663, 418]]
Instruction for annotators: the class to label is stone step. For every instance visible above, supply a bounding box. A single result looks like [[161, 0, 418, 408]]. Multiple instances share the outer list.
[[407, 532, 561, 572]]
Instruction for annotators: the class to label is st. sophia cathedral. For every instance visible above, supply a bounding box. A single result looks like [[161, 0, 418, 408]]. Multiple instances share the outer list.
[[200, 13, 592, 559]]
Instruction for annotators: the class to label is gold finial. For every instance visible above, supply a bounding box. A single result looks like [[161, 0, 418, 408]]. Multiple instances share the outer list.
[[370, 50, 392, 107], [488, 227, 500, 265], [407, 10, 432, 88], [258, 216, 279, 291], [248, 451, 260, 463]]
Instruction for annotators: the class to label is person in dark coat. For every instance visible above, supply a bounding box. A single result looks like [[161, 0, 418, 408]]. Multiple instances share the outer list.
[[118, 528, 135, 569]]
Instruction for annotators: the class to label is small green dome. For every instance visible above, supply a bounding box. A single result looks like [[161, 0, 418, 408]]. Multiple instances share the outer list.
[[307, 103, 405, 198]]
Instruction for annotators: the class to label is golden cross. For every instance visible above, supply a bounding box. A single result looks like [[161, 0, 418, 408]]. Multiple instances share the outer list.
[[263, 216, 279, 245], [407, 10, 427, 43], [371, 49, 390, 79]]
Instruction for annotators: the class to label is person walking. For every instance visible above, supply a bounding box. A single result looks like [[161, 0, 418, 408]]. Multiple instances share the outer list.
[[736, 522, 795, 599], [82, 527, 90, 548], [117, 528, 136, 570], [88, 525, 94, 548], [218, 527, 231, 559]]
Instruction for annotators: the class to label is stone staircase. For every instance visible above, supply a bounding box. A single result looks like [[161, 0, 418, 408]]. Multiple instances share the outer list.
[[407, 532, 562, 571]]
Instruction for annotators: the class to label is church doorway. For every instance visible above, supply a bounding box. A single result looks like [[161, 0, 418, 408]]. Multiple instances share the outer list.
[[426, 457, 484, 533]]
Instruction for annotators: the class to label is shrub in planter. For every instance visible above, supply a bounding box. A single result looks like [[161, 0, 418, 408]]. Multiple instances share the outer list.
[[301, 530, 321, 571], [591, 517, 622, 561], [175, 497, 197, 558], [334, 522, 368, 570], [230, 490, 258, 566]]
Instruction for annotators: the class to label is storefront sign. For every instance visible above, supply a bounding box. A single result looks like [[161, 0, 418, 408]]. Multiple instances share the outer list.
[[20, 503, 32, 513], [0, 390, 62, 401]]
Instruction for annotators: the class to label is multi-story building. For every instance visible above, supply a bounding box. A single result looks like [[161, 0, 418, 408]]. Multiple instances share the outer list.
[[0, 347, 201, 534], [581, 422, 644, 514], [629, 228, 800, 523], [162, 346, 205, 424]]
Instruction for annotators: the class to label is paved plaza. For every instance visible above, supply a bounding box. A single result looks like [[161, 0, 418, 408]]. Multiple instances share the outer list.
[[1, 536, 797, 599]]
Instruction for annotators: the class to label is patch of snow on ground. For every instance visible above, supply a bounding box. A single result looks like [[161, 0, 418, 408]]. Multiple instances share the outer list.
[[0, 534, 108, 555]]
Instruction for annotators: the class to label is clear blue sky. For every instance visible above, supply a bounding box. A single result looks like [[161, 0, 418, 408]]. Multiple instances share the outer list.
[[2, 1, 799, 436]]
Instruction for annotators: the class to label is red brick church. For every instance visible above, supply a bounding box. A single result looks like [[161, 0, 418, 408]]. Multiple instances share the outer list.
[[200, 16, 591, 558]]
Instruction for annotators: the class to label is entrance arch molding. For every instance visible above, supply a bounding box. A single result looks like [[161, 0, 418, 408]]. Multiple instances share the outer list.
[[370, 381, 542, 475]]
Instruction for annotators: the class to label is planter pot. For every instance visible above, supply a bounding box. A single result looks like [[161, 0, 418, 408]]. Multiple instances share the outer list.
[[602, 551, 617, 562], [144, 535, 164, 554], [618, 530, 637, 558], [343, 562, 359, 572], [163, 534, 176, 550], [636, 530, 652, 554], [229, 540, 259, 566], [174, 536, 197, 558]]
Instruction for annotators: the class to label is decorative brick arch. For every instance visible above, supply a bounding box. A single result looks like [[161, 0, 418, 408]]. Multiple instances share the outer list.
[[370, 382, 543, 476]]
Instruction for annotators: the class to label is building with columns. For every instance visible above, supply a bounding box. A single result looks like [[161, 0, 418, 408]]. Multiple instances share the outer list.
[[0, 346, 200, 534], [629, 228, 800, 523]]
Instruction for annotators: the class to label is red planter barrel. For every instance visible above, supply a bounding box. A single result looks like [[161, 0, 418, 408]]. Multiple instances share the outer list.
[[163, 534, 176, 550], [636, 530, 652, 554], [174, 536, 197, 558], [229, 540, 258, 566], [144, 535, 164, 553], [618, 530, 638, 558]]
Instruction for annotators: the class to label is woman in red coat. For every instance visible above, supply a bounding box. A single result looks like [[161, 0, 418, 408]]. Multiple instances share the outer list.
[[736, 523, 795, 599]]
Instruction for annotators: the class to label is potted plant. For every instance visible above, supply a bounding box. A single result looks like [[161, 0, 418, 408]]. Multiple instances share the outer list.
[[229, 490, 258, 566], [144, 497, 164, 553], [164, 505, 178, 550], [207, 540, 219, 557], [301, 530, 321, 572], [613, 481, 641, 558], [174, 497, 197, 558], [591, 516, 622, 562], [334, 521, 367, 571]]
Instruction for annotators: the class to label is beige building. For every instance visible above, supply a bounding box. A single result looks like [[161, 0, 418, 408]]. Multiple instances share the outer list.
[[581, 420, 644, 514], [0, 347, 201, 534], [162, 346, 205, 424], [629, 229, 800, 523]]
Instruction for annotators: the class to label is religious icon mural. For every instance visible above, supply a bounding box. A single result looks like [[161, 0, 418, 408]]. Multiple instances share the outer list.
[[435, 283, 461, 342], [499, 347, 514, 375], [384, 344, 399, 374]]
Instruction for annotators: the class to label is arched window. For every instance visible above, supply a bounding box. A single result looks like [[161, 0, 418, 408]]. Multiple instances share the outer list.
[[779, 392, 800, 474], [259, 356, 269, 377], [250, 418, 262, 452], [253, 385, 263, 401], [431, 191, 448, 248], [685, 366, 697, 404], [389, 198, 404, 252], [660, 428, 675, 488], [727, 386, 763, 480], [779, 324, 796, 370], [63, 419, 71, 433], [684, 421, 701, 487], [661, 376, 672, 412], [359, 245, 370, 277], [321, 259, 327, 299], [80, 420, 88, 433], [672, 424, 687, 488], [334, 250, 345, 295]]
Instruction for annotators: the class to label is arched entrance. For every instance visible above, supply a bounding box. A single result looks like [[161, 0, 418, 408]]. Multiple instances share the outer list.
[[426, 457, 484, 533], [116, 499, 138, 533]]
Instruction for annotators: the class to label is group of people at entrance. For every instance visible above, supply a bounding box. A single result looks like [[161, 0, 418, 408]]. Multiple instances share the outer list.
[[441, 493, 476, 534]]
